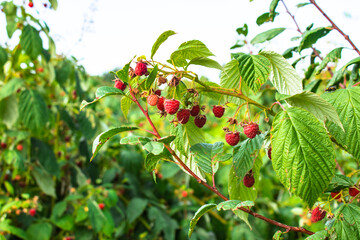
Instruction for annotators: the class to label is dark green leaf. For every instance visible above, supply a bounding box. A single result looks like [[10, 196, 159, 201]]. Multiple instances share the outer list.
[[0, 45, 8, 68], [26, 222, 53, 240], [186, 57, 223, 71], [145, 151, 172, 172], [316, 47, 344, 74], [127, 198, 148, 223], [151, 30, 176, 59], [256, 12, 279, 26], [236, 24, 248, 36], [31, 138, 60, 177], [87, 200, 105, 233], [250, 28, 285, 44], [157, 136, 176, 145], [0, 221, 27, 239], [190, 142, 227, 174], [55, 59, 72, 88], [80, 86, 124, 110], [20, 25, 43, 59], [32, 166, 56, 198], [188, 204, 217, 238], [144, 65, 158, 89], [282, 47, 298, 59], [326, 174, 354, 192], [299, 27, 332, 52]]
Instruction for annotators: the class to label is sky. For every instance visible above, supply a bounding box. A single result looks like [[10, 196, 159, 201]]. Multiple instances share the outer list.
[[1, 0, 360, 82]]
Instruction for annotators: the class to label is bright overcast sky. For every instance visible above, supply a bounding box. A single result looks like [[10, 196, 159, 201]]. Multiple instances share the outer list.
[[1, 0, 360, 81]]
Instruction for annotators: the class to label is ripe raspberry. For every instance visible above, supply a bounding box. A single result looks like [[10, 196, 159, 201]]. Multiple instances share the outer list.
[[1, 142, 6, 149], [147, 94, 159, 106], [243, 123, 259, 139], [29, 208, 36, 216], [114, 80, 126, 91], [331, 191, 341, 199], [194, 115, 207, 128], [98, 203, 105, 210], [157, 97, 165, 111], [225, 132, 240, 146], [310, 207, 326, 223], [349, 187, 360, 197], [243, 173, 255, 188], [16, 144, 23, 151], [37, 67, 44, 73], [28, 2, 34, 8], [43, 3, 47, 7], [154, 89, 161, 96], [190, 105, 200, 116], [164, 99, 180, 115], [135, 62, 147, 76], [177, 109, 190, 124], [212, 105, 225, 118], [181, 191, 188, 198], [267, 147, 272, 160]]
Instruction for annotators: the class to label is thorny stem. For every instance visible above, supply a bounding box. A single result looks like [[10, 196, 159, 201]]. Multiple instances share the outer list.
[[309, 0, 360, 55], [128, 88, 315, 236]]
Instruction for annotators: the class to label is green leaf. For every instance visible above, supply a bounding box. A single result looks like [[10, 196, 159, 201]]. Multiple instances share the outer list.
[[145, 151, 172, 172], [151, 30, 176, 59], [127, 198, 148, 224], [190, 142, 227, 174], [299, 27, 332, 52], [186, 57, 223, 71], [235, 53, 271, 92], [269, 0, 280, 13], [316, 47, 344, 74], [0, 221, 27, 239], [55, 59, 72, 88], [49, 0, 58, 9], [31, 138, 60, 177], [260, 51, 303, 95], [322, 88, 360, 161], [0, 78, 24, 101], [32, 166, 56, 197], [282, 47, 298, 59], [87, 200, 105, 233], [80, 86, 124, 110], [256, 12, 279, 26], [20, 25, 43, 60], [297, 3, 310, 8], [120, 135, 151, 145], [170, 125, 187, 156], [120, 135, 164, 155], [91, 126, 138, 161], [188, 203, 217, 238], [75, 207, 88, 223], [0, 45, 8, 68], [121, 96, 132, 120], [116, 61, 131, 83], [332, 204, 360, 240], [220, 60, 240, 89], [233, 133, 266, 179], [305, 230, 328, 240], [19, 89, 49, 134], [326, 174, 354, 192], [236, 24, 248, 36], [0, 94, 18, 128], [271, 107, 335, 207], [157, 136, 176, 145], [102, 210, 115, 237], [273, 230, 283, 240], [250, 28, 285, 44], [26, 222, 53, 240], [343, 56, 360, 69], [144, 65, 158, 89], [217, 200, 254, 211], [170, 40, 214, 68], [281, 91, 344, 130]]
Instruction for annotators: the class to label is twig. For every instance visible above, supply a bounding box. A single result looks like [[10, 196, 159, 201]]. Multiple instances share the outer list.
[[334, 158, 345, 175]]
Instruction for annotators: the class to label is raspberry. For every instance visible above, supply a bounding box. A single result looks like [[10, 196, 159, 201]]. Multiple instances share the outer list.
[[157, 97, 165, 111], [243, 173, 255, 188], [147, 94, 159, 106], [194, 115, 207, 128], [135, 62, 147, 76], [212, 105, 225, 118], [16, 144, 23, 151], [349, 187, 360, 197], [164, 99, 180, 115], [243, 123, 259, 139], [98, 203, 105, 210], [154, 89, 161, 96], [114, 80, 126, 91], [310, 207, 326, 223], [29, 208, 36, 216], [190, 105, 200, 116], [225, 132, 240, 146], [267, 147, 272, 160], [1, 142, 6, 149], [181, 191, 188, 198], [37, 67, 44, 73], [28, 2, 34, 8], [331, 191, 341, 199], [177, 109, 190, 124], [43, 3, 47, 7]]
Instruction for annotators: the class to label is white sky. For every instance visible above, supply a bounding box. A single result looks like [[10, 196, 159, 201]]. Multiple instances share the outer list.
[[1, 0, 360, 81]]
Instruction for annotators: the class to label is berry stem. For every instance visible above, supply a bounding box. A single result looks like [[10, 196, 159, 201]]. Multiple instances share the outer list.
[[353, 81, 360, 87]]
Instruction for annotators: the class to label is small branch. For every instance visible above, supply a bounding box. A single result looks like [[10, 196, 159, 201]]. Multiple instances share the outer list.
[[334, 158, 345, 175], [353, 81, 360, 87], [309, 0, 360, 55]]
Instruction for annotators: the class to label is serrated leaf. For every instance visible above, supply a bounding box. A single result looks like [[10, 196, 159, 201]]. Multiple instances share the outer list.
[[271, 107, 335, 207], [322, 88, 360, 161], [91, 127, 138, 161], [305, 230, 328, 240], [188, 204, 217, 238], [235, 53, 271, 92], [326, 174, 354, 192], [0, 78, 24, 101], [151, 30, 176, 59], [127, 198, 148, 224], [87, 200, 105, 233], [186, 57, 223, 71], [236, 24, 248, 36], [26, 222, 53, 240], [144, 65, 158, 89], [233, 133, 266, 179], [116, 61, 131, 83], [282, 91, 344, 130], [157, 135, 176, 145], [251, 28, 285, 45], [31, 138, 60, 177], [260, 51, 303, 95], [316, 47, 344, 74], [299, 27, 332, 52], [32, 166, 56, 198], [170, 40, 214, 68], [121, 96, 132, 120], [190, 142, 227, 174], [332, 204, 360, 240], [20, 25, 43, 59], [80, 86, 124, 110], [145, 150, 172, 172], [217, 200, 254, 211], [19, 89, 49, 134], [220, 59, 240, 89]]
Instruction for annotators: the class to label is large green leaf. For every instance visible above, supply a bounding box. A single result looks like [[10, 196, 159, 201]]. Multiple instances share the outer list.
[[322, 88, 360, 160], [316, 47, 344, 74], [20, 25, 43, 59], [298, 27, 332, 52], [188, 203, 217, 238], [235, 53, 271, 92], [170, 40, 214, 67], [151, 30, 176, 59], [126, 198, 148, 224], [271, 107, 335, 207], [250, 28, 285, 44], [0, 94, 18, 128], [87, 200, 105, 233], [186, 57, 223, 71], [80, 86, 124, 110], [32, 166, 56, 198], [0, 78, 24, 101], [220, 59, 240, 89], [19, 90, 49, 134], [0, 221, 27, 239], [305, 230, 328, 240], [260, 51, 303, 95], [332, 204, 360, 240], [31, 138, 60, 178], [26, 222, 53, 240]]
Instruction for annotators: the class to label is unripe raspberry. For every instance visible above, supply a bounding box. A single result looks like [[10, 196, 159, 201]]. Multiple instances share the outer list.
[[157, 97, 165, 111], [243, 173, 255, 188], [310, 207, 326, 223], [114, 80, 126, 91], [177, 109, 190, 124], [243, 123, 259, 139], [164, 99, 180, 115], [190, 105, 200, 116], [212, 105, 225, 118], [349, 187, 359, 197], [225, 132, 240, 146], [194, 115, 207, 128], [147, 94, 159, 106], [135, 62, 147, 76]]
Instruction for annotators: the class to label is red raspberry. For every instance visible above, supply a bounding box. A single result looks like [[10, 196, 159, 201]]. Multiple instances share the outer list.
[[181, 191, 188, 198], [29, 208, 36, 216], [212, 105, 225, 118], [190, 105, 200, 117], [267, 147, 272, 160], [16, 144, 23, 151], [243, 173, 255, 188], [194, 115, 207, 128], [310, 207, 326, 222], [114, 80, 126, 91], [225, 132, 240, 146], [164, 99, 180, 115], [349, 187, 360, 197], [177, 109, 190, 124], [243, 123, 259, 139], [43, 3, 47, 7], [37, 67, 44, 73], [147, 94, 159, 106], [98, 203, 105, 210], [1, 142, 6, 149], [331, 191, 341, 199], [28, 2, 34, 7], [135, 62, 147, 76], [157, 97, 165, 111], [154, 89, 161, 96]]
